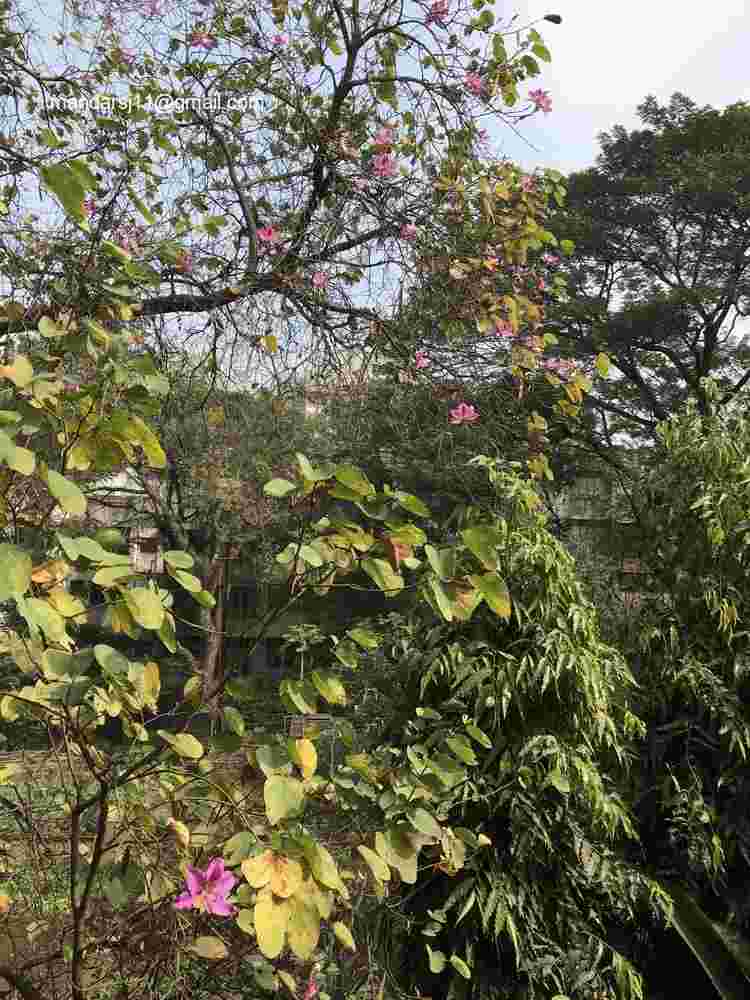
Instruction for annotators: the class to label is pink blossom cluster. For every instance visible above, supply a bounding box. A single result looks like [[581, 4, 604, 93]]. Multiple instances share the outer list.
[[543, 358, 575, 376], [400, 222, 417, 241], [528, 88, 552, 113], [449, 402, 479, 425], [175, 858, 236, 916], [116, 223, 144, 254], [494, 321, 514, 339], [426, 0, 450, 25], [464, 72, 483, 96], [373, 153, 398, 179], [415, 350, 429, 368], [311, 271, 328, 289], [542, 253, 560, 266], [189, 30, 217, 50]]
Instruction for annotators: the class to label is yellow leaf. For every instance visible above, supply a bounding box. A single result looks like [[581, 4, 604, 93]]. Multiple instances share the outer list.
[[595, 352, 610, 377], [45, 587, 85, 619], [188, 935, 228, 960], [291, 738, 317, 779], [287, 894, 320, 960], [0, 355, 33, 388], [254, 891, 289, 959], [332, 921, 356, 952], [0, 893, 11, 913], [143, 661, 161, 709], [206, 406, 225, 428], [236, 908, 254, 935], [31, 559, 70, 585], [167, 818, 190, 848], [357, 845, 390, 882], [302, 875, 333, 919], [276, 971, 297, 996], [262, 334, 278, 354]]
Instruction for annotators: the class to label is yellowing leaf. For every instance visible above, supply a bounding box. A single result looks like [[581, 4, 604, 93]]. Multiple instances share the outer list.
[[595, 352, 610, 377], [0, 355, 33, 387], [357, 845, 390, 882], [0, 894, 11, 913], [123, 587, 164, 629], [31, 559, 70, 585], [254, 892, 289, 959], [290, 738, 317, 779], [46, 587, 85, 619], [188, 935, 228, 960], [287, 894, 320, 960], [167, 818, 190, 848], [332, 921, 356, 952], [46, 469, 87, 516], [262, 334, 278, 354], [0, 544, 32, 600], [264, 775, 305, 825], [143, 661, 161, 709], [303, 840, 345, 893], [158, 731, 205, 759], [38, 316, 67, 337], [236, 908, 255, 935], [276, 970, 297, 996], [206, 406, 225, 428]]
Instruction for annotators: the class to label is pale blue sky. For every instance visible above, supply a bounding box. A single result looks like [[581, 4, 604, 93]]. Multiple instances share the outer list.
[[493, 0, 750, 174]]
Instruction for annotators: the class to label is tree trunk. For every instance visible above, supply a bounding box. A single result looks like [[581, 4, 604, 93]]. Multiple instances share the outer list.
[[200, 549, 227, 723]]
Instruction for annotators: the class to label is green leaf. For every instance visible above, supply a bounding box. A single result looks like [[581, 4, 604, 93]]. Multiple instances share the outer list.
[[545, 769, 570, 794], [461, 526, 501, 571], [299, 545, 323, 567], [47, 469, 87, 515], [392, 490, 430, 517], [158, 731, 205, 759], [123, 588, 165, 629], [465, 722, 492, 749], [192, 589, 216, 608], [171, 569, 203, 593], [94, 644, 130, 673], [127, 187, 156, 224], [0, 544, 32, 600], [450, 956, 472, 979], [334, 464, 375, 496], [163, 550, 194, 569], [40, 163, 87, 224], [408, 808, 442, 840], [264, 775, 305, 825], [472, 573, 511, 618], [310, 671, 348, 706], [446, 736, 478, 766], [595, 352, 611, 377], [264, 478, 298, 497], [347, 627, 381, 650], [427, 576, 453, 622], [93, 565, 135, 587], [223, 706, 245, 736], [224, 831, 255, 866], [332, 921, 356, 952], [427, 945, 447, 973], [361, 557, 404, 595]]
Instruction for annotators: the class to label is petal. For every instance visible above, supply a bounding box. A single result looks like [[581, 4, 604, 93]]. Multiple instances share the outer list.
[[174, 892, 195, 909], [213, 872, 237, 896], [206, 895, 236, 916], [185, 866, 204, 897], [204, 858, 226, 883]]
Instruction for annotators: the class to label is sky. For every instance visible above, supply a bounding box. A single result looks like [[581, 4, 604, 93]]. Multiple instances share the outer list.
[[493, 0, 750, 175]]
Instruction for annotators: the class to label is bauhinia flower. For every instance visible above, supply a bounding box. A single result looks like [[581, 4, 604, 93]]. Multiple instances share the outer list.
[[353, 177, 368, 191], [174, 858, 237, 916], [528, 88, 552, 113], [311, 271, 328, 288], [400, 222, 418, 241], [373, 153, 398, 178], [303, 973, 318, 1000], [464, 72, 483, 96], [449, 402, 479, 425], [415, 350, 430, 368], [82, 197, 96, 216], [257, 225, 281, 244], [189, 30, 217, 50], [520, 174, 535, 193], [542, 253, 560, 266], [426, 0, 450, 25], [494, 321, 514, 338], [271, 33, 288, 45], [373, 126, 395, 149], [143, 0, 163, 14]]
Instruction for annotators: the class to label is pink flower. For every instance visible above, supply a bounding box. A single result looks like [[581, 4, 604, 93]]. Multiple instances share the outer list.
[[82, 197, 96, 217], [494, 321, 514, 338], [143, 0, 163, 14], [272, 33, 288, 46], [520, 174, 535, 193], [520, 335, 542, 353], [426, 0, 450, 25], [353, 177, 368, 191], [312, 271, 328, 289], [373, 153, 398, 179], [257, 225, 281, 243], [544, 358, 575, 376], [174, 858, 237, 916], [373, 126, 395, 149], [536, 277, 545, 291], [415, 350, 429, 368], [303, 974, 318, 1000], [542, 253, 560, 266], [528, 88, 552, 114], [449, 402, 479, 425], [400, 223, 417, 241], [102, 14, 116, 31], [189, 30, 217, 50], [465, 72, 483, 96]]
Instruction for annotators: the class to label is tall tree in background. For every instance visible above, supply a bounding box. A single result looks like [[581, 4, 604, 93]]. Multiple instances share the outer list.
[[547, 93, 750, 462]]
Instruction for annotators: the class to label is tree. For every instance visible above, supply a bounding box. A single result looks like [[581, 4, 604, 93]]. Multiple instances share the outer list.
[[546, 93, 750, 458]]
